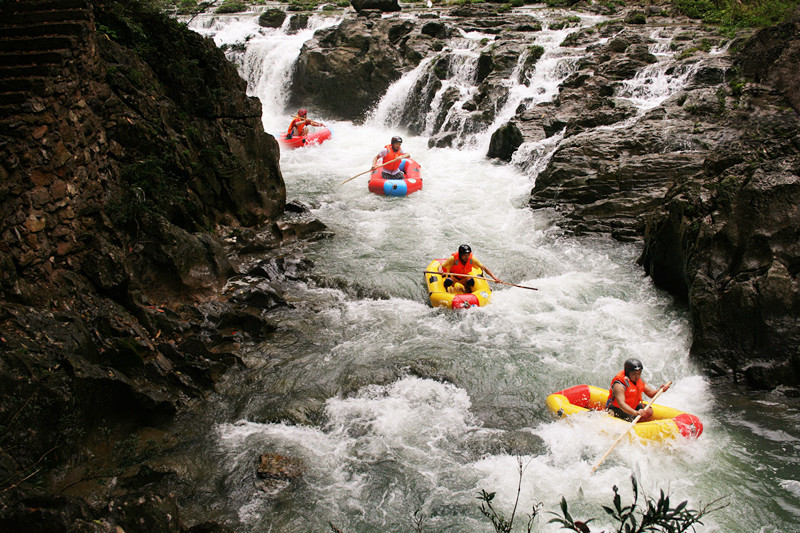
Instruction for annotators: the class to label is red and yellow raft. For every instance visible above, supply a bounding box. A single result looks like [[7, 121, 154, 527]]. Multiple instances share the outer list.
[[545, 384, 703, 442], [424, 259, 491, 309]]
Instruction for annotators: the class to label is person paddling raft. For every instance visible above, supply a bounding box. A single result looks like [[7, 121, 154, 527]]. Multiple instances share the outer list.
[[371, 136, 411, 180], [606, 358, 671, 422], [438, 244, 500, 293], [286, 108, 323, 139]]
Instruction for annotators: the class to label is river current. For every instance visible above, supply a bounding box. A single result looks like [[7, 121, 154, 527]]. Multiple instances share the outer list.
[[173, 7, 800, 532]]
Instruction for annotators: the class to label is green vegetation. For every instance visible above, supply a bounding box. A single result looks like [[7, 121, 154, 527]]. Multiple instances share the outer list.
[[542, 0, 583, 6], [625, 10, 647, 24], [542, 0, 798, 26], [329, 468, 727, 532], [215, 0, 247, 13], [675, 36, 717, 59], [729, 76, 745, 97], [287, 0, 319, 11], [549, 476, 726, 532], [672, 0, 800, 31], [528, 44, 545, 63]]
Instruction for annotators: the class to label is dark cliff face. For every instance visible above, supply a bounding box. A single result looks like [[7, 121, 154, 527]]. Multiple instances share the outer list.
[[639, 11, 800, 388], [1, 0, 285, 305], [0, 0, 284, 526]]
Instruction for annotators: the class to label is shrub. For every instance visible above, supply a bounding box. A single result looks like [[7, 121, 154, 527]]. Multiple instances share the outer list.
[[547, 476, 728, 533], [672, 0, 798, 30], [472, 467, 728, 533], [625, 11, 647, 24], [215, 0, 247, 13]]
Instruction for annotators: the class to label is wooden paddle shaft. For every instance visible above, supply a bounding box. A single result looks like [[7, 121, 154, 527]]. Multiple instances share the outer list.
[[340, 155, 405, 185], [590, 380, 672, 474], [423, 271, 538, 291]]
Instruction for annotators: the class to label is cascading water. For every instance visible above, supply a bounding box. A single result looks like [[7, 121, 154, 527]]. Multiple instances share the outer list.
[[177, 8, 800, 532], [614, 28, 701, 112]]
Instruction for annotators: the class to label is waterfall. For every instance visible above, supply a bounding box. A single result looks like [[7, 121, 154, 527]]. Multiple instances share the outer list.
[[615, 27, 702, 112], [188, 12, 342, 131]]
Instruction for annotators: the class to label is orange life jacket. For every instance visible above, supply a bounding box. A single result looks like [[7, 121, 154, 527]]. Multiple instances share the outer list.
[[608, 370, 645, 410], [382, 144, 403, 171], [287, 116, 310, 136], [446, 252, 473, 282]]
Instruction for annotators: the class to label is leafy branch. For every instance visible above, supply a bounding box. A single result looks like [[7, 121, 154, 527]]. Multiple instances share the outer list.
[[548, 475, 730, 533], [478, 456, 541, 533]]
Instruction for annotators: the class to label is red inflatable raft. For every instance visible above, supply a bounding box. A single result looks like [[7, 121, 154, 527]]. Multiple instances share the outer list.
[[277, 127, 332, 149], [368, 159, 422, 197]]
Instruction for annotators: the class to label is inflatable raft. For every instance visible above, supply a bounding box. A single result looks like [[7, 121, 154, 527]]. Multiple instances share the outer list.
[[545, 384, 703, 442], [277, 127, 332, 149], [424, 259, 492, 309], [368, 159, 422, 197]]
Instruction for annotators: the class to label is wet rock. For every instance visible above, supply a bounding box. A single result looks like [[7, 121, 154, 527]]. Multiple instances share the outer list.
[[290, 18, 413, 120], [257, 453, 306, 480], [226, 278, 286, 310], [258, 9, 286, 28], [627, 43, 658, 64], [287, 14, 309, 33], [427, 131, 458, 149], [350, 0, 400, 13], [596, 57, 649, 79], [464, 429, 546, 459], [274, 214, 331, 242], [743, 359, 800, 390], [421, 21, 448, 39], [0, 0, 294, 528], [487, 121, 524, 161], [736, 10, 800, 114], [245, 255, 315, 281]]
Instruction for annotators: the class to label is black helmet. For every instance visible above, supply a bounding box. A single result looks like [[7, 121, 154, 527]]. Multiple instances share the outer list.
[[458, 244, 471, 255], [391, 136, 402, 144], [624, 358, 643, 376]]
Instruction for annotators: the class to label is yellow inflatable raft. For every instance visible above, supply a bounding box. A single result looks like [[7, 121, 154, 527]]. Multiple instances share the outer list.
[[424, 259, 492, 309], [545, 384, 703, 442]]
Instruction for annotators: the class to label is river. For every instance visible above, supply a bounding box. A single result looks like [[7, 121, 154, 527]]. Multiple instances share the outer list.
[[171, 6, 800, 532]]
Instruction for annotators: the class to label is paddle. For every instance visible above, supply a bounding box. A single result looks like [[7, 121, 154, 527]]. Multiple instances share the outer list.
[[340, 155, 406, 185], [423, 271, 538, 291], [590, 381, 672, 474]]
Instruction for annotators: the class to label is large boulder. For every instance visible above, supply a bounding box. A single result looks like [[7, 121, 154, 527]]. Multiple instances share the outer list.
[[289, 17, 446, 121], [350, 0, 400, 12], [735, 7, 800, 114], [487, 121, 524, 161]]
